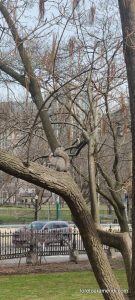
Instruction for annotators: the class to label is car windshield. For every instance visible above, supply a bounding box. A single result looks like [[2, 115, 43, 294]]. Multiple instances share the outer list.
[[59, 223, 68, 228], [28, 222, 47, 230]]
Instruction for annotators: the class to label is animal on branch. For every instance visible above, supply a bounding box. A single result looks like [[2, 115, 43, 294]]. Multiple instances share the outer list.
[[48, 147, 70, 172]]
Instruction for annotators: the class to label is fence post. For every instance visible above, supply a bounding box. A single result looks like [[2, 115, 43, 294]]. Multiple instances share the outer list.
[[56, 198, 61, 220]]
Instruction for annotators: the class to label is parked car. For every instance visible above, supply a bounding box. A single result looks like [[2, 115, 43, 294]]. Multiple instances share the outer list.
[[12, 220, 72, 247]]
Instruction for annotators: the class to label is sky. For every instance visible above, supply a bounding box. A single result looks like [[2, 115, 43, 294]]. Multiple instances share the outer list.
[[0, 0, 125, 107]]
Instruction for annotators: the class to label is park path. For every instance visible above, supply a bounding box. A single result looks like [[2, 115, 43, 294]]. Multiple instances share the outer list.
[[0, 254, 88, 266]]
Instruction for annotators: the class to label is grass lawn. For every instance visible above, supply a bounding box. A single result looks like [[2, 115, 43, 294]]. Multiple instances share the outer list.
[[0, 206, 72, 224], [0, 204, 114, 225], [0, 270, 128, 300]]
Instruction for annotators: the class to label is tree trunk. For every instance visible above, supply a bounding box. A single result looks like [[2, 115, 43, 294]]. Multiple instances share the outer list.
[[118, 1, 135, 298], [73, 207, 126, 300], [98, 164, 129, 232], [97, 228, 132, 286], [88, 139, 100, 224], [117, 209, 129, 233]]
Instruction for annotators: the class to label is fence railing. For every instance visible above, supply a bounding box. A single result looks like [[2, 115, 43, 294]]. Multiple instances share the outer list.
[[0, 225, 131, 260], [0, 230, 85, 260]]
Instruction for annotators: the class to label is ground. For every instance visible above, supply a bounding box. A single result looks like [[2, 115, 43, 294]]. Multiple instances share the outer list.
[[0, 256, 124, 276]]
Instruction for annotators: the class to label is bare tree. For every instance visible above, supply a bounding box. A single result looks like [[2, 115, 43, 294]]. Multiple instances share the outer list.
[[0, 1, 132, 299]]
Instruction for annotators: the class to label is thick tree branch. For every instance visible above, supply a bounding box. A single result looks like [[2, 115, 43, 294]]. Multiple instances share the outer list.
[[97, 227, 131, 285], [98, 163, 124, 209], [0, 60, 26, 87], [96, 185, 113, 204]]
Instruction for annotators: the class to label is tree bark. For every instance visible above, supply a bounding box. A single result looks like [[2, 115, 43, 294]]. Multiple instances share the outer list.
[[87, 72, 100, 224], [97, 227, 132, 286], [118, 1, 135, 298], [88, 139, 100, 224]]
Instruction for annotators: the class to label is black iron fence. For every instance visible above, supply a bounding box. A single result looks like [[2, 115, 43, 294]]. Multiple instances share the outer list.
[[0, 230, 85, 260], [0, 224, 129, 260]]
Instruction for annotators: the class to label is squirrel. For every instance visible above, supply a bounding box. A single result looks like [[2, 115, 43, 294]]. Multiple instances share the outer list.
[[48, 147, 70, 172]]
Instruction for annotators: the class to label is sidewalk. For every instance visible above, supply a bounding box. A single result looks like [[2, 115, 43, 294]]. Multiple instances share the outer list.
[[0, 254, 88, 266]]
